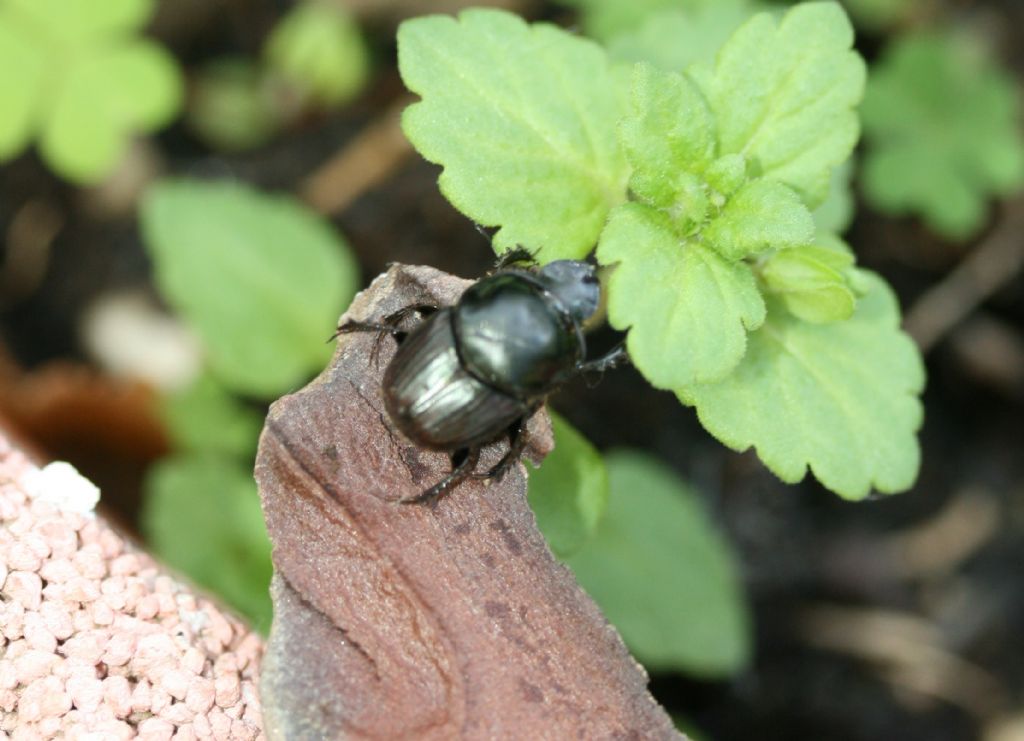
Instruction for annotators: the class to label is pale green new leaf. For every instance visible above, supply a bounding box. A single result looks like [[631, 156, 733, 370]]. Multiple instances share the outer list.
[[861, 32, 1024, 240], [599, 203, 765, 388], [761, 244, 856, 323], [141, 179, 360, 397], [568, 450, 750, 675], [143, 454, 273, 629], [690, 2, 866, 208], [703, 178, 814, 260], [620, 63, 715, 210], [527, 412, 609, 557], [398, 8, 629, 260], [679, 272, 925, 498], [606, 0, 765, 72]]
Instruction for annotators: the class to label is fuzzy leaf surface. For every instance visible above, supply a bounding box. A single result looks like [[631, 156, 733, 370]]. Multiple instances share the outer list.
[[398, 8, 628, 260], [598, 203, 765, 387], [702, 179, 815, 260], [679, 272, 925, 498], [527, 412, 609, 557], [689, 2, 865, 208], [761, 244, 856, 323], [568, 450, 750, 675], [619, 63, 715, 210], [861, 32, 1024, 239], [142, 180, 359, 396]]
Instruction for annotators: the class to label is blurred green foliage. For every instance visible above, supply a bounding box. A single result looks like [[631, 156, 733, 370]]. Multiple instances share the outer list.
[[265, 1, 369, 109], [862, 31, 1024, 239], [527, 412, 609, 557], [0, 0, 182, 182], [568, 450, 751, 675], [143, 454, 274, 630], [188, 0, 369, 152], [188, 59, 283, 153], [141, 179, 359, 397]]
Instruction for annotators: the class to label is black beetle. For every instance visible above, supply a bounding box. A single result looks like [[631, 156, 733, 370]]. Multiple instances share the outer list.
[[336, 250, 627, 504]]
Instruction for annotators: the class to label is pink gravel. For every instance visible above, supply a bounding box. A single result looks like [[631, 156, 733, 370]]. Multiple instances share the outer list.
[[0, 435, 265, 739]]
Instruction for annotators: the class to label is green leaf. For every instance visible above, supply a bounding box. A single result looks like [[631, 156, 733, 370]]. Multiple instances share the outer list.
[[6, 0, 154, 41], [39, 42, 182, 182], [188, 58, 282, 153], [142, 455, 273, 629], [0, 0, 182, 183], [398, 8, 629, 260], [567, 450, 750, 675], [703, 179, 815, 260], [689, 2, 866, 208], [141, 179, 360, 397], [0, 12, 46, 159], [160, 375, 264, 458], [265, 2, 369, 108], [598, 203, 765, 387], [760, 244, 856, 323], [861, 31, 1024, 240], [619, 63, 715, 212], [606, 0, 765, 72], [527, 411, 608, 557], [557, 0, 712, 42], [813, 158, 855, 234], [679, 272, 925, 499]]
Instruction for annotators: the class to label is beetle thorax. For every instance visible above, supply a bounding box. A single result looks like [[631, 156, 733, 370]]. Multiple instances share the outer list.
[[453, 273, 584, 400]]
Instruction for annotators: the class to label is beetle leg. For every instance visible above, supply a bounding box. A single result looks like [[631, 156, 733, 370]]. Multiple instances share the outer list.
[[491, 246, 538, 272], [333, 304, 437, 363], [401, 447, 481, 506], [473, 410, 536, 483], [575, 343, 630, 376]]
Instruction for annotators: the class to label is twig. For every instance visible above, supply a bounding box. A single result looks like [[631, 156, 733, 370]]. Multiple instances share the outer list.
[[904, 197, 1024, 352], [299, 97, 414, 216]]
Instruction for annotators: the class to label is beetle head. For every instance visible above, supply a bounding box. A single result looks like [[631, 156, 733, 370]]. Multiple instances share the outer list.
[[536, 260, 600, 324]]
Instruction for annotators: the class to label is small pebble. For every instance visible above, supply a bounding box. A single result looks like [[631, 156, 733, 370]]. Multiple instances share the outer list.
[[2, 572, 42, 610], [40, 600, 74, 639], [7, 541, 42, 572], [39, 558, 78, 583], [101, 676, 132, 718], [12, 650, 59, 684], [160, 668, 192, 701], [137, 717, 175, 741], [66, 675, 104, 713], [22, 613, 57, 653]]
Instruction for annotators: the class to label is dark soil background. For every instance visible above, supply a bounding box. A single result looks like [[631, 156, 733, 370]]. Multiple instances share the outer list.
[[2, 2, 1023, 740]]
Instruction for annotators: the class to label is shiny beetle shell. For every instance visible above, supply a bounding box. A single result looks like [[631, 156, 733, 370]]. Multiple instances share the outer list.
[[383, 307, 529, 450]]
